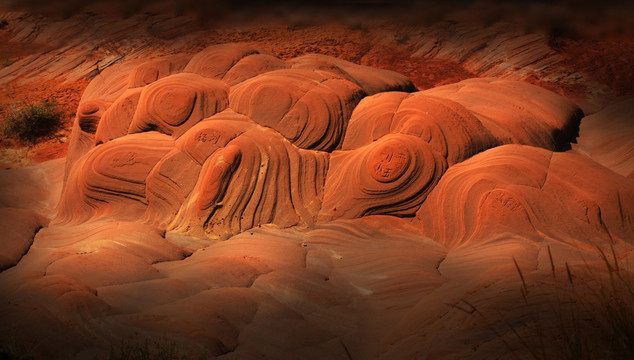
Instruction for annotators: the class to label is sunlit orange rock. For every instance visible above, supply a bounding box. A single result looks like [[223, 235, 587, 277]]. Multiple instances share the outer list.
[[172, 126, 328, 240], [423, 78, 584, 150], [290, 53, 417, 94], [3, 39, 632, 360], [126, 54, 191, 88], [128, 73, 229, 137], [320, 134, 446, 220], [323, 78, 583, 221], [416, 144, 634, 249], [229, 69, 365, 151], [57, 45, 419, 239], [343, 91, 499, 164], [183, 43, 270, 80], [64, 99, 112, 181], [95, 88, 143, 144], [55, 132, 174, 225]]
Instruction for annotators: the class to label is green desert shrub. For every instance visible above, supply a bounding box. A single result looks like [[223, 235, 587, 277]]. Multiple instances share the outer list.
[[2, 100, 62, 143]]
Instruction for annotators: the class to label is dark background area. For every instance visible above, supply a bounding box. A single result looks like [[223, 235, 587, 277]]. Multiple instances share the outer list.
[[1, 0, 632, 41]]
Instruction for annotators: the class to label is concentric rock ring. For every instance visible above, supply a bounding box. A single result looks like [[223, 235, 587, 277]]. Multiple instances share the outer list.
[[229, 69, 365, 151], [366, 137, 412, 183], [319, 134, 446, 221], [151, 84, 197, 126], [128, 73, 229, 137]]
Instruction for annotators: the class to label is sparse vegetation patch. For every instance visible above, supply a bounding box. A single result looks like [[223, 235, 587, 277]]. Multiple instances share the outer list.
[[1, 100, 63, 143]]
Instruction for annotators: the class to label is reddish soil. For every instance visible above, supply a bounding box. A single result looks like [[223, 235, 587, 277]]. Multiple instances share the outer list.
[[0, 79, 87, 163], [359, 44, 477, 90], [555, 38, 634, 97], [519, 38, 634, 108]]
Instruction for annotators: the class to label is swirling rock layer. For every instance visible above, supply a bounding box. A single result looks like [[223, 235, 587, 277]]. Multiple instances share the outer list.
[[183, 44, 270, 80], [4, 40, 632, 360], [55, 133, 175, 225], [322, 78, 582, 221], [56, 44, 416, 237], [424, 78, 584, 150], [229, 69, 365, 151], [416, 144, 634, 249], [172, 126, 329, 240], [128, 73, 229, 138], [343, 91, 499, 164], [127, 54, 191, 89], [320, 134, 446, 220], [290, 53, 416, 95]]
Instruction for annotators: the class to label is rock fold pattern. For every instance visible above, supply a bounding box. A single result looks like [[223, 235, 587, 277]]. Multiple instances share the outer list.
[[57, 44, 587, 237], [56, 44, 416, 239], [3, 43, 634, 360], [323, 78, 583, 220]]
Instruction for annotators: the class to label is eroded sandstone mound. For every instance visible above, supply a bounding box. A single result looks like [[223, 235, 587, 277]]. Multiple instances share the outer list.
[[229, 69, 364, 151], [2, 42, 632, 360], [416, 144, 634, 249], [55, 44, 416, 240], [322, 78, 583, 221], [56, 44, 586, 239]]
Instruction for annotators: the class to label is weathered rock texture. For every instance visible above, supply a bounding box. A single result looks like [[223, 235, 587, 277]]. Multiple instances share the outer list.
[[55, 44, 415, 240], [416, 144, 634, 249], [322, 78, 583, 221], [1, 42, 633, 360]]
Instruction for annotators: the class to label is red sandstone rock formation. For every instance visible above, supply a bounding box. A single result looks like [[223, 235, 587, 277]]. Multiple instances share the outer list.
[[57, 44, 587, 238], [1, 37, 633, 360], [416, 144, 634, 249], [55, 44, 416, 240], [322, 78, 583, 221], [229, 69, 365, 151]]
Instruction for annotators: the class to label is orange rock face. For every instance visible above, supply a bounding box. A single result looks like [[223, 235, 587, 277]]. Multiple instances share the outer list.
[[229, 69, 365, 151], [55, 44, 416, 240], [55, 43, 592, 237], [323, 77, 584, 221], [416, 144, 634, 249], [319, 134, 446, 220], [2, 41, 633, 360]]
